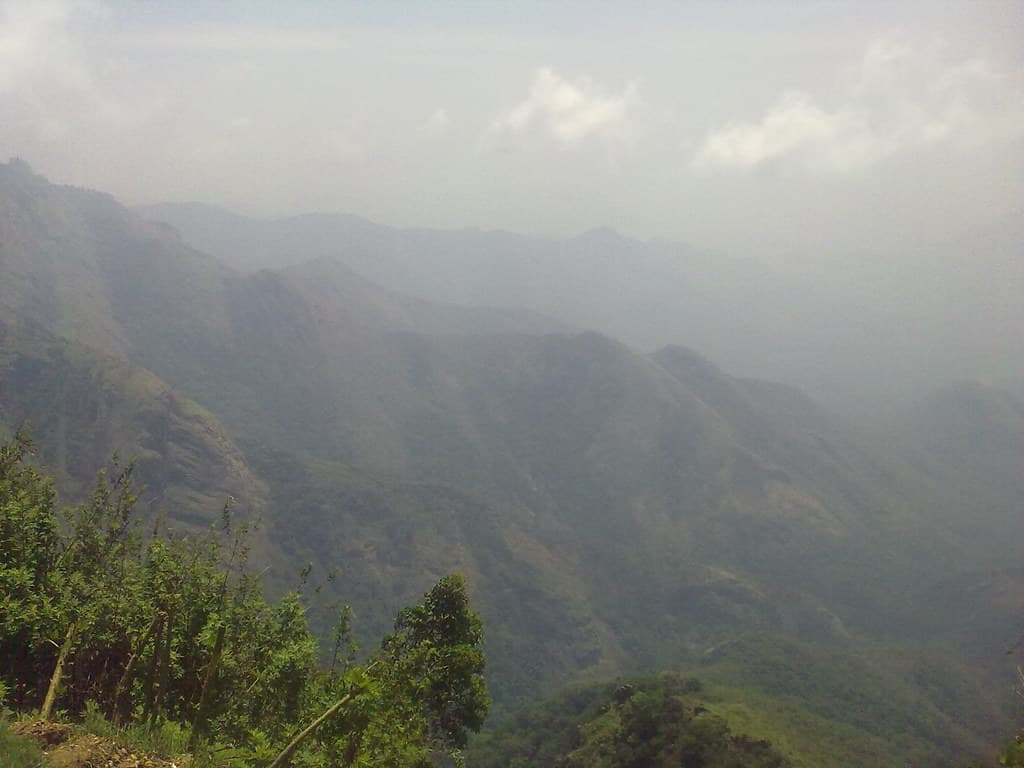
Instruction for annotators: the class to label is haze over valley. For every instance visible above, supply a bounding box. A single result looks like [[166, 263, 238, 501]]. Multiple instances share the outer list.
[[1, 3, 1023, 767]]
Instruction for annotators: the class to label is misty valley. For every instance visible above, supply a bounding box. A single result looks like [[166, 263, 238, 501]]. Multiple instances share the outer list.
[[1, 154, 1022, 767]]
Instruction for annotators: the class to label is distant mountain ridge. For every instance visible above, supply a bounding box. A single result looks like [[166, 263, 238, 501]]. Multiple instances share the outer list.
[[138, 200, 1024, 418]]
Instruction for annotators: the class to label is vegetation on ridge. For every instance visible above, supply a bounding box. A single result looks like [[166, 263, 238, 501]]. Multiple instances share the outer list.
[[468, 673, 788, 768]]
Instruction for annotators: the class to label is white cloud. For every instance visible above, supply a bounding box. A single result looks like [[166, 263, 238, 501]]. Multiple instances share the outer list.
[[0, 0, 147, 139], [0, 0, 94, 92], [694, 37, 1024, 173], [493, 68, 636, 145], [695, 91, 850, 170]]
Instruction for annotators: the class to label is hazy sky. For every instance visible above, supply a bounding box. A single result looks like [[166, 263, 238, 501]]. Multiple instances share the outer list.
[[2, 0, 1023, 257]]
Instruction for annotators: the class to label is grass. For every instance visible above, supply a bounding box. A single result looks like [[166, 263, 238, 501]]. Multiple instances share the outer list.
[[0, 720, 44, 768], [0, 700, 252, 768], [702, 684, 893, 768], [79, 702, 254, 768], [81, 701, 194, 759]]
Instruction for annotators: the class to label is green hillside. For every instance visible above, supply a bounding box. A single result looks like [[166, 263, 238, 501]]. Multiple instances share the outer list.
[[469, 673, 789, 768], [0, 319, 266, 528], [470, 636, 1014, 768]]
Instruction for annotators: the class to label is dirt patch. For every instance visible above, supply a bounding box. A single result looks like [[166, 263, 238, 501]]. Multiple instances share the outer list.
[[11, 721, 186, 768], [11, 719, 73, 746]]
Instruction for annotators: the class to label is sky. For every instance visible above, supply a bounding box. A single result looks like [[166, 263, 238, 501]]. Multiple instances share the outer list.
[[1, 0, 1023, 259]]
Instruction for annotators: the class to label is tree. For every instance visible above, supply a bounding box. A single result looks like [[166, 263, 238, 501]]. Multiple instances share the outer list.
[[0, 432, 491, 766], [271, 575, 490, 768], [0, 429, 61, 709], [383, 574, 490, 748], [41, 460, 142, 719]]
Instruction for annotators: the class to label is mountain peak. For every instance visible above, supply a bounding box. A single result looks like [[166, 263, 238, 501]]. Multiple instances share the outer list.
[[1, 157, 43, 185], [573, 226, 634, 246]]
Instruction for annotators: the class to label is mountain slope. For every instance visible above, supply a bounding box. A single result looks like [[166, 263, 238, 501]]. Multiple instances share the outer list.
[[888, 381, 1024, 679], [3, 162, 1020, 763], [895, 380, 1024, 553], [0, 318, 266, 528], [469, 640, 1012, 768]]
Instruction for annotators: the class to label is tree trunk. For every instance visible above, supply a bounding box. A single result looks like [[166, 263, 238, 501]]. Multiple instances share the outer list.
[[142, 614, 165, 720], [112, 610, 163, 723], [149, 603, 175, 726], [187, 623, 226, 751], [267, 691, 358, 768], [40, 621, 76, 721]]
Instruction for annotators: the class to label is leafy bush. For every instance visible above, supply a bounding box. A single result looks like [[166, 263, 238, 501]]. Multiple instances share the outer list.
[[0, 432, 489, 767]]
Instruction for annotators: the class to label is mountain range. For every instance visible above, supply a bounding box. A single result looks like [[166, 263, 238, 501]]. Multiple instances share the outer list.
[[138, 200, 1024, 420], [3, 159, 1022, 766]]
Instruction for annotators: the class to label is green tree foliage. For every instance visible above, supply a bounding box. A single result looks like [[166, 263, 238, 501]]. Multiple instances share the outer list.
[[0, 430, 68, 712], [284, 576, 489, 768], [0, 432, 488, 766], [383, 575, 489, 747]]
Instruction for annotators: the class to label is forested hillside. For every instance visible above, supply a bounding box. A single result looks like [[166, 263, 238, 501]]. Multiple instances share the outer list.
[[2, 160, 1022, 766]]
